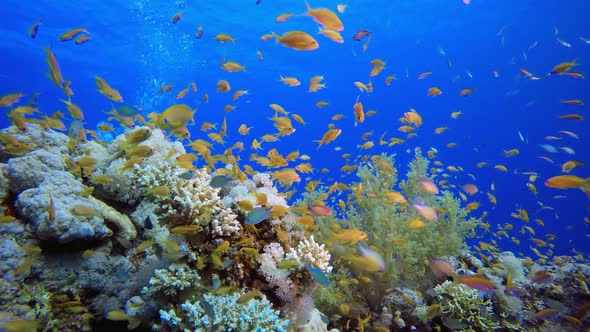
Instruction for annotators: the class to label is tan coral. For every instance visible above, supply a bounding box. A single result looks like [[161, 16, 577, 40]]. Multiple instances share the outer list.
[[88, 195, 136, 246]]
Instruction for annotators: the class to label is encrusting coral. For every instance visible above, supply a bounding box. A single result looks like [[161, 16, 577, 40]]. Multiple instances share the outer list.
[[1, 125, 135, 245]]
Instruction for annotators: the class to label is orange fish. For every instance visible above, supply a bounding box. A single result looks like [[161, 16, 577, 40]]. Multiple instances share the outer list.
[[550, 60, 578, 75], [385, 75, 395, 85], [353, 98, 364, 125], [0, 93, 25, 107], [260, 33, 274, 41], [430, 259, 454, 278], [59, 27, 88, 41], [459, 88, 474, 96], [271, 168, 301, 186], [273, 31, 319, 51], [74, 35, 90, 45], [280, 76, 301, 87], [404, 109, 422, 127], [215, 33, 235, 43], [308, 204, 332, 216], [176, 87, 190, 99], [221, 59, 246, 72], [561, 160, 584, 173], [317, 27, 344, 43], [330, 229, 368, 244], [545, 175, 590, 196], [559, 71, 584, 79], [195, 25, 203, 39], [44, 48, 64, 88], [362, 35, 371, 53], [519, 68, 541, 80], [462, 184, 478, 195], [559, 114, 584, 120], [457, 275, 497, 291], [275, 13, 294, 23], [419, 179, 439, 194], [417, 71, 433, 79], [352, 29, 371, 41], [427, 87, 442, 96], [304, 1, 344, 31], [216, 80, 231, 93], [29, 21, 41, 39], [171, 12, 182, 24], [315, 128, 341, 149], [560, 99, 584, 105], [96, 76, 123, 102]]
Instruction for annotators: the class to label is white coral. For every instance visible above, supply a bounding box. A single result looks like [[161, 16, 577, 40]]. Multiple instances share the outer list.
[[258, 243, 297, 301], [141, 263, 201, 298], [286, 235, 332, 274], [210, 207, 241, 237], [253, 173, 288, 208]]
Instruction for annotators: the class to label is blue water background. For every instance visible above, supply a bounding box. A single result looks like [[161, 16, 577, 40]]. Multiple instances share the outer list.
[[0, 0, 588, 257]]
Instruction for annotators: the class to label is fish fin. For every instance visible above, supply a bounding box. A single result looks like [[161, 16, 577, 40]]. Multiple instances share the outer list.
[[581, 178, 590, 197]]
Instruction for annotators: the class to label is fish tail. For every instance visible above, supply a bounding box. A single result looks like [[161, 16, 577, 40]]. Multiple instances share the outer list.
[[313, 140, 322, 149], [303, 0, 311, 14], [271, 32, 281, 43]]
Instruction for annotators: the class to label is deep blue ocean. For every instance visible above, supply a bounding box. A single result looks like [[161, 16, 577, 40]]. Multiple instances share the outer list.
[[1, 0, 588, 258]]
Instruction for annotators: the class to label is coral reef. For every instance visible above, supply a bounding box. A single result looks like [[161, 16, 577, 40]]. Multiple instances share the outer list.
[[2, 122, 589, 332]]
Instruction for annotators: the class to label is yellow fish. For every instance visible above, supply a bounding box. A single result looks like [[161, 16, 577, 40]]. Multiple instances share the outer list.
[[330, 229, 368, 244]]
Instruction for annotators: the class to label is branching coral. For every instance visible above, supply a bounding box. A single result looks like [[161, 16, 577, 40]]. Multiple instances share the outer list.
[[431, 280, 500, 331], [158, 292, 289, 332], [141, 263, 202, 298], [258, 243, 298, 302], [131, 162, 240, 237], [285, 235, 332, 274]]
